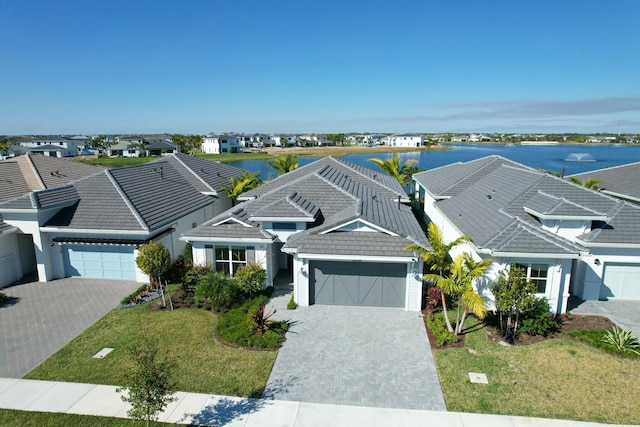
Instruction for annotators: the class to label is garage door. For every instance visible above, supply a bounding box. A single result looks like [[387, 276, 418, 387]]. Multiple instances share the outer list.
[[0, 253, 20, 288], [600, 263, 640, 300], [63, 245, 136, 280], [311, 261, 406, 308]]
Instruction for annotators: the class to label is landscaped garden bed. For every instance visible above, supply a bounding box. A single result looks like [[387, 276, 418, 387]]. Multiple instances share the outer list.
[[425, 305, 640, 425]]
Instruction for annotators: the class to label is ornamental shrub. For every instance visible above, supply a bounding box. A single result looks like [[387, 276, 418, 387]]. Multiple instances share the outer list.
[[195, 271, 244, 312], [217, 296, 287, 349], [234, 263, 267, 297], [519, 297, 560, 337], [427, 312, 459, 346]]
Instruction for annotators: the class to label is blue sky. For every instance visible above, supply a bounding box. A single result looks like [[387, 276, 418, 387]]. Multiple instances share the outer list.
[[1, 0, 639, 135]]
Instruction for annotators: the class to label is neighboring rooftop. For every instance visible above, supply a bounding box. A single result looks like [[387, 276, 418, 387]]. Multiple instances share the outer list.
[[413, 155, 640, 253], [570, 161, 640, 204]]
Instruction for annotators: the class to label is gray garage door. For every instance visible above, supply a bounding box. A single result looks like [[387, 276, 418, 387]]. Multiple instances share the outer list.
[[63, 244, 136, 280], [311, 261, 406, 308], [600, 263, 640, 300]]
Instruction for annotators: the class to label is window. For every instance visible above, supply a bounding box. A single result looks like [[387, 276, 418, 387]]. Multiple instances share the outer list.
[[215, 246, 247, 275], [515, 263, 548, 293], [272, 222, 296, 231]]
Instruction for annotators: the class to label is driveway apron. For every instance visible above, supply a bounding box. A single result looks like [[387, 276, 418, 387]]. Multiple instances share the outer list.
[[264, 301, 447, 411], [0, 278, 140, 378]]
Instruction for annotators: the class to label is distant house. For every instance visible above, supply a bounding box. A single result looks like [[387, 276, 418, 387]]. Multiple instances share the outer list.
[[201, 135, 244, 154], [300, 134, 328, 146], [144, 134, 173, 145], [413, 155, 640, 314], [389, 134, 424, 147], [451, 135, 469, 143], [0, 154, 245, 284], [146, 140, 178, 156], [17, 137, 81, 158], [107, 141, 144, 157]]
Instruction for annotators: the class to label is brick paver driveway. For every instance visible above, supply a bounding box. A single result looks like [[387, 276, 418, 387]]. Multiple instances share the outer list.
[[264, 295, 447, 411], [0, 277, 140, 378]]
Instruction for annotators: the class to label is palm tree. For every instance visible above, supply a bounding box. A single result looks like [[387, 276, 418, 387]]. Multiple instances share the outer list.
[[368, 152, 419, 185], [405, 222, 472, 332], [222, 171, 262, 206], [568, 176, 602, 191], [268, 153, 298, 175], [447, 254, 492, 335]]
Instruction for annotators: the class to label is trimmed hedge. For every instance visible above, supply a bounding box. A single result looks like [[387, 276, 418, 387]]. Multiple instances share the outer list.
[[217, 296, 288, 349]]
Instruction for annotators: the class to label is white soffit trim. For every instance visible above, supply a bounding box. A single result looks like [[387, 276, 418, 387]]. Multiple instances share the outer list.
[[211, 217, 252, 227], [320, 218, 398, 236], [182, 236, 272, 243], [299, 253, 414, 263], [249, 216, 315, 223], [39, 227, 152, 235], [574, 240, 640, 249], [601, 190, 640, 204], [523, 207, 608, 221], [478, 250, 582, 259]]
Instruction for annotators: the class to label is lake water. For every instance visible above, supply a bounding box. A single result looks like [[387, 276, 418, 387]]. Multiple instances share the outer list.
[[227, 144, 640, 181]]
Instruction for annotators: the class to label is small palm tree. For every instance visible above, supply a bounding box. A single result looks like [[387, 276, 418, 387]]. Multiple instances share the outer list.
[[568, 176, 602, 191], [222, 171, 262, 206], [405, 222, 472, 332], [268, 153, 298, 175], [368, 153, 419, 185]]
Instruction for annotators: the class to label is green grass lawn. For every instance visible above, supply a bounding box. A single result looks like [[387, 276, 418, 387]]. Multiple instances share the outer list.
[[25, 304, 276, 398], [434, 317, 640, 425], [0, 409, 178, 426]]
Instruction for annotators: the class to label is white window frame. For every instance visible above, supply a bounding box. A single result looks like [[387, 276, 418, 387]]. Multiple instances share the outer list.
[[515, 262, 549, 294]]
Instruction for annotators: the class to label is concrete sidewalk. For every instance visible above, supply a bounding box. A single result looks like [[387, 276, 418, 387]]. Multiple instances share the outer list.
[[0, 378, 618, 427]]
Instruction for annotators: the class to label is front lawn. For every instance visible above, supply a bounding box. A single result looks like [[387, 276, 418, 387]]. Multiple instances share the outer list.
[[25, 304, 276, 398], [433, 316, 640, 425], [0, 409, 178, 426]]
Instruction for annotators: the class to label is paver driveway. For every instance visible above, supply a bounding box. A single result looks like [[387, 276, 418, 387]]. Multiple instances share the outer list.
[[0, 277, 140, 378], [264, 293, 447, 411]]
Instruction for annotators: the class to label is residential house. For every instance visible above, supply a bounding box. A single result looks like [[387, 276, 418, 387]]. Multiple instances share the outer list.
[[201, 135, 244, 154], [413, 155, 640, 314], [0, 153, 245, 285], [181, 157, 428, 311], [106, 141, 144, 157], [0, 155, 105, 287], [146, 140, 179, 156], [299, 134, 328, 146], [17, 137, 82, 158], [389, 134, 424, 148], [144, 134, 173, 145], [570, 162, 640, 205]]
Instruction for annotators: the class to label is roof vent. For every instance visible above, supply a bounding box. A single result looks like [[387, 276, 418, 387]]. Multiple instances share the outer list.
[[487, 195, 493, 200]]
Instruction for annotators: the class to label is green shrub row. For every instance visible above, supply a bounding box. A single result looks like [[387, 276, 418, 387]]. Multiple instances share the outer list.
[[427, 312, 459, 346], [217, 296, 288, 349]]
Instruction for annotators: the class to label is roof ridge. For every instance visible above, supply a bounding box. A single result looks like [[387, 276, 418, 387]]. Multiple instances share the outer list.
[[104, 170, 149, 231], [331, 157, 404, 197], [167, 154, 217, 195], [314, 166, 361, 203], [535, 190, 608, 216], [286, 192, 317, 217], [21, 154, 46, 190]]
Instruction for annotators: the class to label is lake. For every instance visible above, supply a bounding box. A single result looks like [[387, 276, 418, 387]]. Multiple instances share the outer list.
[[227, 144, 640, 181]]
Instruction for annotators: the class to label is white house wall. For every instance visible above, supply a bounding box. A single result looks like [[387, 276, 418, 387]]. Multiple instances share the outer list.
[[0, 232, 21, 288], [575, 248, 640, 301]]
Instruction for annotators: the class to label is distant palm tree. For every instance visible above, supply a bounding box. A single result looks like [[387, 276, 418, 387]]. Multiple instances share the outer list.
[[568, 176, 602, 191], [405, 222, 472, 333], [368, 152, 419, 185], [222, 171, 262, 206], [127, 142, 147, 156], [268, 154, 298, 175]]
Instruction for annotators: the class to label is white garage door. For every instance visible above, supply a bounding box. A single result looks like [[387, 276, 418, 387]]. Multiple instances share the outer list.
[[600, 263, 640, 300], [63, 245, 136, 280]]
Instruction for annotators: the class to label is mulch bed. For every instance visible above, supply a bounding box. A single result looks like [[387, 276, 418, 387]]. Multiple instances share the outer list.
[[424, 308, 617, 350]]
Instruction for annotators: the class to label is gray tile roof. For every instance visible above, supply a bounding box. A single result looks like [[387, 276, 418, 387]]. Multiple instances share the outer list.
[[184, 157, 429, 256], [288, 232, 418, 259], [0, 153, 246, 233], [415, 155, 640, 253], [570, 161, 640, 203], [0, 154, 104, 203]]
